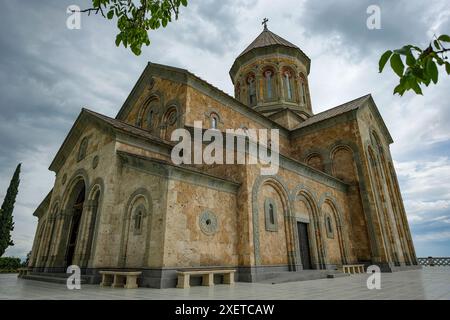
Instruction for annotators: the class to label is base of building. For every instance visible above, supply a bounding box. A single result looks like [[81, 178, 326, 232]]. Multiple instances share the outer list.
[[26, 262, 422, 288]]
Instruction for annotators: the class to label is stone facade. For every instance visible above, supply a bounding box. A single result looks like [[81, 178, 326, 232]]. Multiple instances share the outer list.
[[28, 26, 419, 288]]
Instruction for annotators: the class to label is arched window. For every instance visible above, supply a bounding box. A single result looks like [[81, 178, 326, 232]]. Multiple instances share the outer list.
[[269, 203, 275, 225], [235, 82, 241, 101], [247, 74, 257, 107], [264, 69, 274, 100], [77, 137, 88, 162], [299, 73, 307, 105], [327, 216, 332, 233], [147, 110, 154, 128], [325, 215, 334, 238], [134, 209, 143, 232], [283, 70, 294, 101], [211, 113, 219, 129], [264, 198, 278, 231]]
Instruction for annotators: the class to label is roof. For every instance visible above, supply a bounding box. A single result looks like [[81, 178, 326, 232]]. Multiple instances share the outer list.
[[84, 108, 169, 146], [294, 94, 372, 129], [49, 108, 173, 172], [238, 28, 300, 58], [292, 93, 394, 143]]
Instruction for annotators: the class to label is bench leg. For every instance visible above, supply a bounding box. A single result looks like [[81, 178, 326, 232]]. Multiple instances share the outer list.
[[223, 273, 235, 285], [100, 274, 113, 287], [177, 274, 190, 289], [112, 274, 125, 288], [202, 273, 214, 286], [124, 275, 139, 289]]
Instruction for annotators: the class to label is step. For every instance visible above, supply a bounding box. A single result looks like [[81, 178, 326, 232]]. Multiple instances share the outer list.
[[257, 270, 349, 284], [21, 273, 89, 285]]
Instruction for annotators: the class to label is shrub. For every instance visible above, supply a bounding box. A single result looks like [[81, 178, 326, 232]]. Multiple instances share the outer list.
[[0, 257, 22, 271]]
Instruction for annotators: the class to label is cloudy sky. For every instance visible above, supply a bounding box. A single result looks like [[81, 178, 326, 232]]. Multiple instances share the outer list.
[[0, 0, 449, 259]]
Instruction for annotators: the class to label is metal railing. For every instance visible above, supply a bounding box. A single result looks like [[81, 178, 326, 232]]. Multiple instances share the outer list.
[[417, 257, 450, 266]]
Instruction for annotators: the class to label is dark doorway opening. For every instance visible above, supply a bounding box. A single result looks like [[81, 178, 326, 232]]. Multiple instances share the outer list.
[[66, 184, 85, 267], [297, 222, 312, 269]]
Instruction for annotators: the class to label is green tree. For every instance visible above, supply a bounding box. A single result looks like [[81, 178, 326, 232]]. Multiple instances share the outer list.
[[379, 34, 450, 95], [0, 163, 21, 257], [75, 0, 188, 55]]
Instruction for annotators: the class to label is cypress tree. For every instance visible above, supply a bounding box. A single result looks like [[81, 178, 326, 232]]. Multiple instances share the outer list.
[[0, 163, 21, 257]]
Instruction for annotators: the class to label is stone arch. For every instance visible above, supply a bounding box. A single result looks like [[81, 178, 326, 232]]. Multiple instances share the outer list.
[[81, 177, 105, 268], [119, 188, 153, 268], [291, 185, 327, 269], [330, 145, 357, 183], [298, 72, 310, 107], [136, 94, 161, 130], [245, 71, 257, 107], [319, 195, 349, 265], [251, 175, 293, 268], [204, 108, 223, 129], [280, 65, 297, 102], [160, 100, 182, 141], [57, 174, 87, 268], [304, 152, 325, 172], [261, 65, 278, 101], [61, 169, 90, 210]]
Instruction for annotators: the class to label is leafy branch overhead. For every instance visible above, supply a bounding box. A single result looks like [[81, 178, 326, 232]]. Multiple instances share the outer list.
[[75, 0, 188, 55], [379, 34, 450, 96]]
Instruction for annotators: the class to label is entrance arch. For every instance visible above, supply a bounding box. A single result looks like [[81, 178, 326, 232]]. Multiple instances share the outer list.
[[65, 180, 86, 267]]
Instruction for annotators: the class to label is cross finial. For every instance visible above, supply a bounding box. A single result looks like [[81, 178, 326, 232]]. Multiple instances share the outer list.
[[262, 18, 269, 30]]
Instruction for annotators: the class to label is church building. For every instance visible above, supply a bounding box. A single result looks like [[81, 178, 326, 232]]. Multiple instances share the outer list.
[[27, 23, 419, 288]]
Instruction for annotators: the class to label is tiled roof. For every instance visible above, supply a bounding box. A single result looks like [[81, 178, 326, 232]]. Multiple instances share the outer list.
[[238, 28, 300, 58], [83, 108, 172, 146], [294, 94, 372, 130]]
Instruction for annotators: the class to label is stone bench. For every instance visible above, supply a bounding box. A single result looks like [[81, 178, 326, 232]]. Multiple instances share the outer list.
[[17, 268, 30, 278], [176, 269, 236, 289], [342, 264, 365, 274], [99, 271, 142, 289]]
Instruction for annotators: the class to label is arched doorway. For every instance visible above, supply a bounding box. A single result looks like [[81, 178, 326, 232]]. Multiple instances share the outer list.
[[65, 182, 85, 267]]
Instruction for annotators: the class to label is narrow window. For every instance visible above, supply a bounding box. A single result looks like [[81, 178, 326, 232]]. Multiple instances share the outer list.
[[327, 216, 333, 234], [265, 70, 273, 99], [135, 210, 142, 231], [78, 138, 88, 161], [284, 71, 292, 100], [147, 110, 153, 128], [247, 75, 256, 107], [269, 203, 275, 225], [211, 114, 218, 129], [301, 83, 306, 104]]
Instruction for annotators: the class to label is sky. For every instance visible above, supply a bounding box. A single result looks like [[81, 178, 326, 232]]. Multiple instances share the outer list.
[[0, 0, 449, 259]]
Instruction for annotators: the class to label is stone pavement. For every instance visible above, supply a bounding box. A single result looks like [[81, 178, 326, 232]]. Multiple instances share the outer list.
[[1, 267, 449, 300]]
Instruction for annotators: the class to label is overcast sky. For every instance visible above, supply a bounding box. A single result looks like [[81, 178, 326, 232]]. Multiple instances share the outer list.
[[1, 0, 449, 259]]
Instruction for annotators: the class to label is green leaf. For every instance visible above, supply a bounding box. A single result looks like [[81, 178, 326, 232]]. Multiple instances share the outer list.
[[115, 34, 122, 47], [405, 53, 416, 67], [407, 77, 423, 95], [390, 53, 404, 77], [107, 10, 114, 19], [379, 50, 392, 73], [433, 40, 441, 50], [445, 62, 450, 75], [437, 34, 450, 42], [181, 0, 188, 6], [393, 83, 406, 96], [426, 58, 438, 84]]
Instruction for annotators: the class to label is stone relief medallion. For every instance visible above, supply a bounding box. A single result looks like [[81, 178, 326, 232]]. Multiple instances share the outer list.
[[199, 211, 218, 235], [92, 155, 99, 169], [62, 173, 67, 185], [167, 110, 177, 125]]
